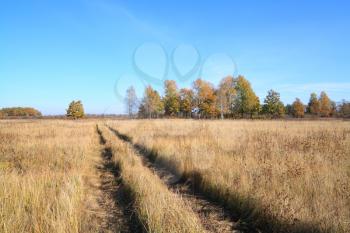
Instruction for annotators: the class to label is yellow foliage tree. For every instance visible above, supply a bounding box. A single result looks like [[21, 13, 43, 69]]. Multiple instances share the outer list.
[[218, 76, 236, 119], [319, 91, 332, 117], [234, 75, 260, 118], [66, 101, 85, 119], [193, 79, 218, 118], [179, 88, 194, 118], [292, 98, 305, 118], [164, 80, 180, 117]]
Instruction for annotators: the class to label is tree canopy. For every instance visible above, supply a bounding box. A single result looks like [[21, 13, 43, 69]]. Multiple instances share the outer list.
[[179, 88, 194, 118], [234, 76, 260, 117], [292, 98, 305, 118], [193, 79, 218, 118], [262, 89, 285, 118], [139, 86, 163, 118], [163, 80, 180, 116], [217, 76, 236, 119], [125, 86, 138, 117], [319, 91, 332, 117], [131, 75, 346, 119], [66, 101, 85, 119], [307, 93, 320, 116]]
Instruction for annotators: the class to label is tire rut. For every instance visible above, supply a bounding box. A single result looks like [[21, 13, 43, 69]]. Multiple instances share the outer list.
[[96, 126, 144, 233], [108, 126, 242, 233]]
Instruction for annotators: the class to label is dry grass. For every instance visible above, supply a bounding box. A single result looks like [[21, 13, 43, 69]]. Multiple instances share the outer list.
[[1, 119, 349, 233], [98, 124, 205, 233], [108, 119, 350, 233], [0, 120, 101, 233]]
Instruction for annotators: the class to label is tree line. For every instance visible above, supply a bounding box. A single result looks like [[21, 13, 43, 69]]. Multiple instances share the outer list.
[[0, 101, 85, 119], [125, 75, 350, 119], [0, 107, 42, 118]]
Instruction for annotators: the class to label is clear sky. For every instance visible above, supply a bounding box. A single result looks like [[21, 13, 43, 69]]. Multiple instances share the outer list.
[[1, 0, 349, 115]]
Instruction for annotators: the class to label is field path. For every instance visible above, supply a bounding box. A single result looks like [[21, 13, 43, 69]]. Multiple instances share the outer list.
[[108, 126, 245, 233], [95, 126, 143, 233]]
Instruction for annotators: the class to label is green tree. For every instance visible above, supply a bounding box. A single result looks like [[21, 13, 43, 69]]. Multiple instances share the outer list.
[[330, 101, 337, 117], [234, 75, 260, 118], [66, 101, 85, 119], [285, 104, 293, 116], [307, 93, 320, 116], [139, 86, 163, 118], [217, 76, 236, 119], [163, 80, 180, 117], [262, 89, 285, 118], [193, 79, 218, 118], [319, 91, 332, 117], [125, 86, 138, 118], [292, 98, 305, 118], [179, 88, 194, 118], [339, 100, 350, 118]]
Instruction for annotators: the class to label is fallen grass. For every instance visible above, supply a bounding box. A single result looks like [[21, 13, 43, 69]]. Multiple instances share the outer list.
[[98, 124, 205, 233], [108, 119, 350, 233]]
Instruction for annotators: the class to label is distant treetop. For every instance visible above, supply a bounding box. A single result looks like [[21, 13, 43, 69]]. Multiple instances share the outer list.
[[128, 76, 348, 119], [66, 100, 85, 119]]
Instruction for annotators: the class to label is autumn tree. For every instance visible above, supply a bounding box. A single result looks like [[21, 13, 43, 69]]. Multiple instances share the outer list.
[[163, 80, 180, 117], [262, 89, 285, 118], [307, 93, 320, 116], [319, 91, 332, 117], [179, 88, 194, 118], [193, 79, 218, 118], [0, 107, 42, 118], [125, 86, 138, 118], [217, 76, 236, 119], [66, 101, 85, 119], [234, 76, 260, 118], [139, 86, 163, 118], [292, 98, 305, 118]]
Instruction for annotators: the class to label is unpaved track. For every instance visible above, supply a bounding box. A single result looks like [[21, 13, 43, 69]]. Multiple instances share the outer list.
[[96, 127, 143, 233], [108, 126, 243, 233]]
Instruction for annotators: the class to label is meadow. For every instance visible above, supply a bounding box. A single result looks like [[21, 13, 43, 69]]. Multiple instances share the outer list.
[[108, 119, 350, 233], [1, 119, 349, 233]]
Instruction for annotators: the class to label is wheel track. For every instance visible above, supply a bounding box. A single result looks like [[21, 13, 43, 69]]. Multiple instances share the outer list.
[[108, 126, 244, 233], [96, 126, 144, 233]]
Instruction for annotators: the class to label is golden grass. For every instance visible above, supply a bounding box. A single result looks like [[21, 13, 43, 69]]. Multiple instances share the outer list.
[[2, 119, 348, 233], [98, 124, 205, 233], [0, 120, 101, 233], [108, 119, 350, 233]]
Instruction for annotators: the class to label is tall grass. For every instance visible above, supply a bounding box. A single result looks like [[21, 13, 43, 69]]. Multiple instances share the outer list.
[[0, 120, 100, 233], [98, 124, 205, 233], [109, 119, 350, 233]]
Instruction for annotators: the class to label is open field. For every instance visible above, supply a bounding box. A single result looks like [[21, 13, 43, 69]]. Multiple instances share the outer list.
[[108, 119, 350, 233], [1, 119, 349, 233], [0, 120, 103, 233]]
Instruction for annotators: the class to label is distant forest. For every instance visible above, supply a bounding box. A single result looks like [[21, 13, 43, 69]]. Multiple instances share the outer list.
[[125, 75, 350, 119], [0, 107, 42, 118], [1, 75, 349, 119]]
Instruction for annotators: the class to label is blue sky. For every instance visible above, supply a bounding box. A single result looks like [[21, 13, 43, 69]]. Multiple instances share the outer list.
[[1, 0, 349, 115]]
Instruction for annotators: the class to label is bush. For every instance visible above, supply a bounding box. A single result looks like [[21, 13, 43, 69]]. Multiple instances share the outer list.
[[0, 107, 42, 118], [66, 101, 85, 119]]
